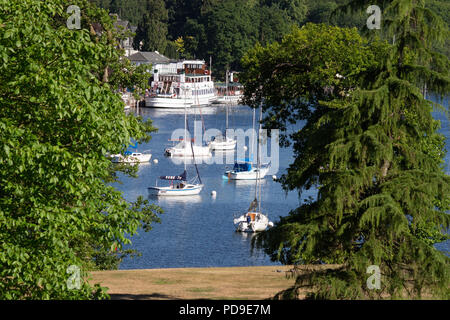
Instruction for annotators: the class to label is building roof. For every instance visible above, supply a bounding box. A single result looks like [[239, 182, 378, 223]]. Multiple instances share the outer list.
[[127, 51, 171, 64]]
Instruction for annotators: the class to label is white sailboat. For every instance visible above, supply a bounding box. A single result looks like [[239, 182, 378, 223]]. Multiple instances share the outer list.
[[208, 85, 236, 151], [208, 133, 236, 150], [165, 98, 212, 157], [234, 105, 273, 232], [225, 163, 270, 180], [223, 107, 270, 179], [165, 140, 212, 157], [149, 106, 204, 196], [147, 169, 203, 196]]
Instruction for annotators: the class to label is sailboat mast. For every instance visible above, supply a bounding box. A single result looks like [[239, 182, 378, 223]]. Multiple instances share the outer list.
[[257, 103, 263, 212], [225, 104, 229, 138], [251, 107, 255, 161], [225, 69, 229, 139], [226, 69, 229, 100], [184, 91, 187, 173]]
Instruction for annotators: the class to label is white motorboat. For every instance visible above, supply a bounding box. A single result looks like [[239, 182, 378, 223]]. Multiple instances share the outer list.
[[212, 95, 242, 105], [234, 104, 273, 233], [212, 70, 243, 105], [110, 151, 152, 163]]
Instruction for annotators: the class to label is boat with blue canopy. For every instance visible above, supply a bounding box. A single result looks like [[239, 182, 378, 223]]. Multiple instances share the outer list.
[[224, 157, 270, 180], [110, 142, 152, 163]]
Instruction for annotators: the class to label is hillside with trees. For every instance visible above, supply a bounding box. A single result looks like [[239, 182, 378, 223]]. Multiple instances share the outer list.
[[90, 0, 449, 78]]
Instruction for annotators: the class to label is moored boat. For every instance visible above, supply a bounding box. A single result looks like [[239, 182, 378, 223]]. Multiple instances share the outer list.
[[233, 104, 273, 232], [224, 161, 270, 180], [110, 151, 152, 163], [148, 170, 203, 196], [145, 60, 216, 108], [165, 140, 212, 157]]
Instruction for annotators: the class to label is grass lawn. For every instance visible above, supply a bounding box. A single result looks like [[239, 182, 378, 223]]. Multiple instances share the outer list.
[[90, 265, 297, 300]]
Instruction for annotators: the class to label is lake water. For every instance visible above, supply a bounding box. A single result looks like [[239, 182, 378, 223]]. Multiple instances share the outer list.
[[116, 98, 449, 270]]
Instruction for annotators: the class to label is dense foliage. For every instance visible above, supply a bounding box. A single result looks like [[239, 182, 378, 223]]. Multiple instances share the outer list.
[[0, 0, 162, 299], [90, 0, 449, 78], [241, 0, 450, 299]]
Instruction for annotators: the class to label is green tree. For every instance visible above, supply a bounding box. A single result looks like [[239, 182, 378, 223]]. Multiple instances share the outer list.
[[133, 0, 168, 53], [108, 0, 146, 25], [0, 0, 161, 299], [258, 4, 293, 45], [205, 0, 295, 77], [263, 0, 308, 24], [242, 17, 449, 299], [205, 0, 260, 76]]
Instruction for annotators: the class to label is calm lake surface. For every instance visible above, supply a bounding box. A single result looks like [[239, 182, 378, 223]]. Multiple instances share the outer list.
[[116, 98, 449, 270]]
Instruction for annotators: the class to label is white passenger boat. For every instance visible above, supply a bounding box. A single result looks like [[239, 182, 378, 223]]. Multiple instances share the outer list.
[[145, 60, 216, 108]]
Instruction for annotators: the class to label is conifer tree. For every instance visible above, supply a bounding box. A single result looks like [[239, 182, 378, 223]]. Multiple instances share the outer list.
[[242, 0, 449, 299]]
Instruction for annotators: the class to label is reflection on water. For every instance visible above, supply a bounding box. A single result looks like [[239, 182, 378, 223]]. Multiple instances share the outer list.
[[136, 105, 227, 118], [149, 194, 203, 205], [224, 178, 268, 188], [167, 154, 213, 165]]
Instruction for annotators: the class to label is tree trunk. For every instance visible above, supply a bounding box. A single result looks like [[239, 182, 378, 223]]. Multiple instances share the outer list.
[[381, 159, 390, 178]]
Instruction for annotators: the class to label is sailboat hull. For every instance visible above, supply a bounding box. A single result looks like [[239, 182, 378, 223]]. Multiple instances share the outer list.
[[148, 184, 203, 196], [225, 166, 270, 180], [234, 212, 272, 232], [165, 146, 212, 157], [110, 153, 152, 163], [208, 139, 236, 150]]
